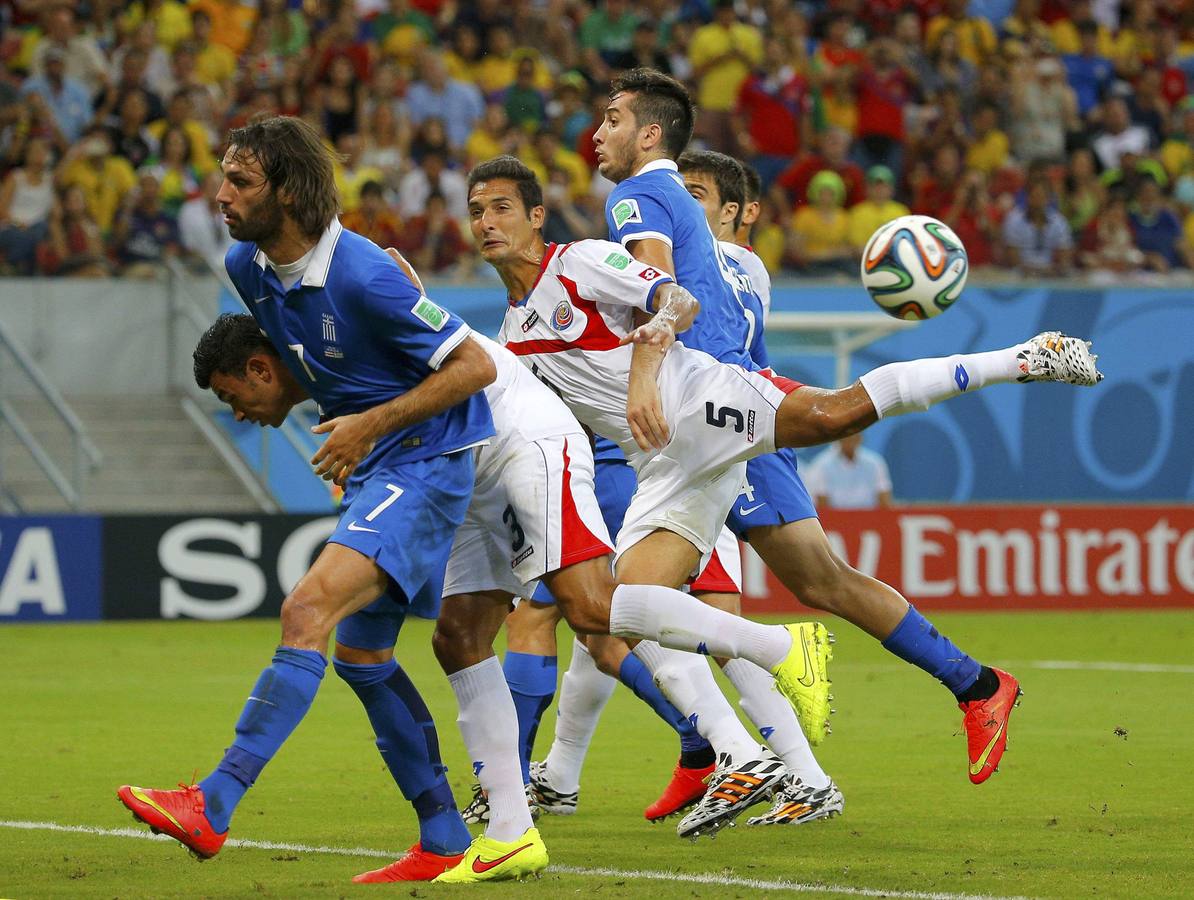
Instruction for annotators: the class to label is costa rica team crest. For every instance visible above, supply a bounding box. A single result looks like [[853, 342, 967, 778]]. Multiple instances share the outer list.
[[552, 300, 574, 329]]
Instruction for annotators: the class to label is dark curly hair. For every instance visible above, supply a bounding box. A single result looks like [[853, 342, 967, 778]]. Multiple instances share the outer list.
[[609, 68, 696, 160], [193, 313, 278, 389]]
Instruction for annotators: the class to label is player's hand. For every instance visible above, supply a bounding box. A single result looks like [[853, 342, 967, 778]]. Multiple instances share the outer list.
[[620, 318, 676, 352], [310, 413, 377, 485], [627, 372, 669, 451], [383, 247, 426, 294]]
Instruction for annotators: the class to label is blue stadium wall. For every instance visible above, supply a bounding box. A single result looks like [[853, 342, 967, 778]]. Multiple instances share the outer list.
[[419, 282, 1194, 504]]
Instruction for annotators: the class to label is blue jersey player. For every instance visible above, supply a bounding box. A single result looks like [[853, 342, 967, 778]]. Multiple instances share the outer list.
[[592, 69, 1095, 801], [118, 117, 495, 883]]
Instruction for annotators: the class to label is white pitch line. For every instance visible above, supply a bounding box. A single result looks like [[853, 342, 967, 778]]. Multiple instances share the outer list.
[[0, 820, 1030, 900], [1025, 660, 1194, 674]]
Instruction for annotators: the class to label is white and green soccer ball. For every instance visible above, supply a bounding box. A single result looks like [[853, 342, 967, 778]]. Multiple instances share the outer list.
[[860, 214, 968, 320]]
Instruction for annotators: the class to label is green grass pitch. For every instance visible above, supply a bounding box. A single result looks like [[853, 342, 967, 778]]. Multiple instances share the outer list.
[[3, 611, 1193, 898]]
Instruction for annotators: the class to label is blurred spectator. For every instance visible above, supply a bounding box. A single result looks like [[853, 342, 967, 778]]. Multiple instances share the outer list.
[[29, 4, 109, 89], [58, 125, 137, 234], [410, 118, 451, 164], [689, 0, 763, 153], [749, 194, 786, 273], [1130, 174, 1184, 270], [466, 103, 512, 168], [147, 89, 216, 176], [96, 46, 165, 126], [407, 51, 485, 151], [103, 90, 155, 172], [609, 21, 671, 74], [358, 101, 409, 188], [788, 169, 855, 275], [111, 171, 180, 277], [140, 125, 202, 214], [525, 130, 589, 200], [120, 1, 194, 54], [371, 0, 432, 60], [776, 128, 865, 210], [111, 21, 173, 101], [189, 0, 257, 57], [37, 183, 111, 277], [0, 135, 54, 274], [966, 101, 1010, 173], [1159, 97, 1194, 179], [1063, 146, 1106, 233], [923, 26, 977, 102], [1093, 96, 1152, 170], [1063, 19, 1116, 118], [398, 191, 471, 276], [847, 165, 909, 252], [315, 54, 366, 144], [307, 3, 372, 87], [444, 26, 483, 83], [399, 149, 468, 220], [1128, 68, 1171, 146], [190, 8, 238, 89], [733, 38, 809, 190], [20, 47, 92, 144], [1010, 55, 1078, 164], [1002, 177, 1074, 275], [913, 142, 964, 220], [504, 56, 548, 131], [1000, 0, 1051, 51], [335, 133, 385, 212], [475, 27, 519, 97], [552, 75, 592, 151], [178, 169, 232, 273], [856, 37, 917, 177], [340, 180, 403, 249], [1051, 0, 1116, 58], [542, 166, 598, 245], [580, 0, 641, 80], [804, 433, 893, 509], [1079, 193, 1146, 273], [944, 168, 1001, 265], [925, 0, 998, 66]]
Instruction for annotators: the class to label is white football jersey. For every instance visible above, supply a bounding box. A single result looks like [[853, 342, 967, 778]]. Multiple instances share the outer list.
[[499, 240, 673, 451], [471, 331, 579, 443], [721, 241, 772, 322]]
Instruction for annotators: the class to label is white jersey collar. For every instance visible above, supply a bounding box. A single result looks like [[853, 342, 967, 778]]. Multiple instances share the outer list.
[[253, 218, 344, 289], [631, 158, 679, 178]]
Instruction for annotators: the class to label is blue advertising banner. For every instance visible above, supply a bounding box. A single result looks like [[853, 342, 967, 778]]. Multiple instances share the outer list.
[[0, 516, 102, 621]]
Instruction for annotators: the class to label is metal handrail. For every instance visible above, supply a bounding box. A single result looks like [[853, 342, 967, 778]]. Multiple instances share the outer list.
[[0, 317, 102, 508]]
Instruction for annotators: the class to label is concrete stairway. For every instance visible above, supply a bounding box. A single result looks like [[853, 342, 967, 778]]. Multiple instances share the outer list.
[[0, 394, 261, 513]]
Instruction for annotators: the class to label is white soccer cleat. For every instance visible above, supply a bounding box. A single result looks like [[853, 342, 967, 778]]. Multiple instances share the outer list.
[[746, 774, 844, 826], [676, 749, 787, 839], [529, 761, 578, 816], [1016, 332, 1103, 386]]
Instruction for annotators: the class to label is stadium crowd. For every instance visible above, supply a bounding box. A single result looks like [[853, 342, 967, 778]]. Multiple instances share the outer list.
[[1, 0, 1194, 280]]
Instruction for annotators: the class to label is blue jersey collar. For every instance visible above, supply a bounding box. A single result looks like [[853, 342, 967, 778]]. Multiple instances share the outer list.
[[251, 218, 344, 289]]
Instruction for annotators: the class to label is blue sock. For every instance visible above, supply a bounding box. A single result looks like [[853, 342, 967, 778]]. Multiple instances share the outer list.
[[199, 646, 326, 833], [618, 653, 713, 756], [882, 605, 982, 696], [334, 658, 470, 856], [503, 651, 558, 784]]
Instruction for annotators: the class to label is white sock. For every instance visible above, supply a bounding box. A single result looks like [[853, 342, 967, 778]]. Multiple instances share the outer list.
[[859, 348, 1022, 418], [609, 583, 792, 669], [448, 657, 535, 842], [722, 658, 830, 789], [634, 641, 760, 763], [543, 639, 616, 794]]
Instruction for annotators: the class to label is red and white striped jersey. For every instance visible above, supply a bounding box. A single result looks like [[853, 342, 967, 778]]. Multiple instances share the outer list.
[[498, 240, 674, 451]]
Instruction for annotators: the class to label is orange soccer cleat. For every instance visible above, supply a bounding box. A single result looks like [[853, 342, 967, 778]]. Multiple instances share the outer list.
[[643, 759, 716, 821], [353, 843, 466, 883], [959, 668, 1023, 784], [117, 783, 227, 859]]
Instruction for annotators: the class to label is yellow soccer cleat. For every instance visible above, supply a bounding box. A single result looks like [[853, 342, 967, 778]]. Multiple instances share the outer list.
[[432, 826, 548, 883], [769, 622, 834, 745]]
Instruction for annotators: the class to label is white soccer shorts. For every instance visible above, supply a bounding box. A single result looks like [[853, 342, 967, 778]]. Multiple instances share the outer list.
[[443, 431, 613, 599]]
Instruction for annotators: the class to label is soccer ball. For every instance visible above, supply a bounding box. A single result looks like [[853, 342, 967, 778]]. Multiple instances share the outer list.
[[860, 215, 968, 320]]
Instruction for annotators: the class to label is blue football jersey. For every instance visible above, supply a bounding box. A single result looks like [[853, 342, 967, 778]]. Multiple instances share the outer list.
[[726, 253, 769, 369], [606, 160, 753, 368], [224, 220, 494, 478]]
